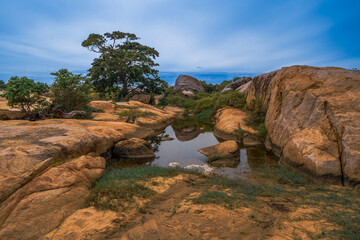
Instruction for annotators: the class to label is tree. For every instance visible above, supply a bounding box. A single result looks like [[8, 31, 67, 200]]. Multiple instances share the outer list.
[[82, 31, 162, 98], [51, 69, 92, 112], [0, 80, 6, 90], [2, 76, 49, 115]]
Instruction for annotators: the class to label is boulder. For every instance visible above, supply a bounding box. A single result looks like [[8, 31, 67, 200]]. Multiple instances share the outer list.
[[213, 108, 261, 146], [113, 138, 155, 159], [0, 108, 26, 120], [222, 77, 252, 92], [130, 94, 151, 104], [0, 153, 106, 239], [198, 140, 239, 158], [173, 75, 205, 95], [248, 66, 360, 181]]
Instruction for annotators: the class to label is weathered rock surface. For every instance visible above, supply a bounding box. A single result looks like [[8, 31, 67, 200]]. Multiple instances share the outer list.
[[198, 140, 239, 161], [113, 138, 155, 159], [222, 77, 252, 92], [0, 99, 26, 120], [42, 207, 120, 240], [0, 119, 152, 202], [0, 153, 106, 239], [91, 100, 179, 129], [163, 106, 185, 118], [247, 66, 360, 181], [213, 108, 261, 146], [130, 94, 151, 104], [173, 75, 205, 95]]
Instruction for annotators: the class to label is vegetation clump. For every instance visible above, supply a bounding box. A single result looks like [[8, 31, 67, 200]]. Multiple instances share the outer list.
[[2, 76, 49, 116]]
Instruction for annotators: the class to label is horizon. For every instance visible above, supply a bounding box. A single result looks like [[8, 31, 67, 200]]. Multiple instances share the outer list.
[[1, 0, 359, 84]]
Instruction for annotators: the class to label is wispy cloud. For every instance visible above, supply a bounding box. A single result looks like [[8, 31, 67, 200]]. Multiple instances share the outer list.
[[0, 0, 359, 82]]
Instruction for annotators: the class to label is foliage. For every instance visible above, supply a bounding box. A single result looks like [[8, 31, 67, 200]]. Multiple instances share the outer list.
[[51, 69, 92, 113], [245, 96, 267, 136], [117, 109, 156, 119], [82, 31, 162, 99], [2, 76, 49, 115], [234, 123, 245, 142], [0, 80, 6, 90]]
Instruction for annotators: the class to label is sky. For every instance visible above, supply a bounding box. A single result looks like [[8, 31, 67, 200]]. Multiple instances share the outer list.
[[0, 0, 359, 84]]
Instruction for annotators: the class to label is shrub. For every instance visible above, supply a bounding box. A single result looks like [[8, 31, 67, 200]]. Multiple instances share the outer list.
[[51, 69, 92, 112], [2, 76, 49, 115], [0, 80, 6, 90]]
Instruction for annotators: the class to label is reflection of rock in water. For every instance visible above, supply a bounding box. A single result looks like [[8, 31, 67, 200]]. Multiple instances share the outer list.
[[246, 147, 278, 169], [106, 157, 155, 171], [173, 126, 201, 141], [209, 157, 240, 168]]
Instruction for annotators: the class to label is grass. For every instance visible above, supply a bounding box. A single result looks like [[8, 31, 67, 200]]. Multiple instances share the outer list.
[[117, 109, 156, 119], [191, 165, 360, 239], [85, 166, 199, 211]]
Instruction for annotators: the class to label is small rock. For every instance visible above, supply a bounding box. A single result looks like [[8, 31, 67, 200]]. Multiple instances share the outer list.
[[113, 138, 155, 159]]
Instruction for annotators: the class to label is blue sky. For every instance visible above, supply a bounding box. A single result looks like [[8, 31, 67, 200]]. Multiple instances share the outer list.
[[0, 0, 359, 83]]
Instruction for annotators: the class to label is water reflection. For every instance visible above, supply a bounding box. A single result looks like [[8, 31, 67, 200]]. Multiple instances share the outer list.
[[107, 119, 278, 178]]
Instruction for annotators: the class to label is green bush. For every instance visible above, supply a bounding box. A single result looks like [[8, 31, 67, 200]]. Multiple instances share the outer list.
[[2, 76, 49, 115], [0, 80, 6, 90], [51, 69, 92, 112]]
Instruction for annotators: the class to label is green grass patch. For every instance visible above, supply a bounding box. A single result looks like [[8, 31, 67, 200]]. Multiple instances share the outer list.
[[86, 166, 200, 211]]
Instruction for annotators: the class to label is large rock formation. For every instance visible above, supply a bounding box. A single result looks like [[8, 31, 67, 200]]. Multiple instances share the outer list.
[[173, 75, 205, 96], [246, 66, 360, 182], [0, 153, 106, 239], [0, 119, 153, 202]]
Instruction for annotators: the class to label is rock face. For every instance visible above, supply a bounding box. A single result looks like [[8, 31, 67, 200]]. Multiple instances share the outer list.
[[0, 119, 152, 202], [198, 140, 239, 158], [222, 77, 252, 92], [173, 75, 205, 96], [213, 108, 261, 146], [247, 66, 360, 181], [91, 100, 179, 129], [130, 94, 151, 104], [113, 138, 155, 159], [0, 153, 106, 239]]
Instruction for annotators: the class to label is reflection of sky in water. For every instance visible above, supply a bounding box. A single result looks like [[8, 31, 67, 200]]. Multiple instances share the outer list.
[[150, 126, 219, 167]]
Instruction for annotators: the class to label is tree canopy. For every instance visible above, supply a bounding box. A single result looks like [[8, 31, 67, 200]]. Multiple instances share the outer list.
[[51, 69, 92, 112], [82, 31, 165, 98], [2, 76, 49, 115]]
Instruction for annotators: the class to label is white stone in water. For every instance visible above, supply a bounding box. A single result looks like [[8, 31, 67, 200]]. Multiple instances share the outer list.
[[184, 164, 214, 175], [169, 162, 183, 168], [168, 162, 214, 175]]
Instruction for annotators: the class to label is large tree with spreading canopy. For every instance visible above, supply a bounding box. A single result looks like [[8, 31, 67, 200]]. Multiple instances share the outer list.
[[82, 31, 167, 98]]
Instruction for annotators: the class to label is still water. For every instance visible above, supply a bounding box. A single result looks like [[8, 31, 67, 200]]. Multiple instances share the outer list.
[[107, 119, 278, 179]]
